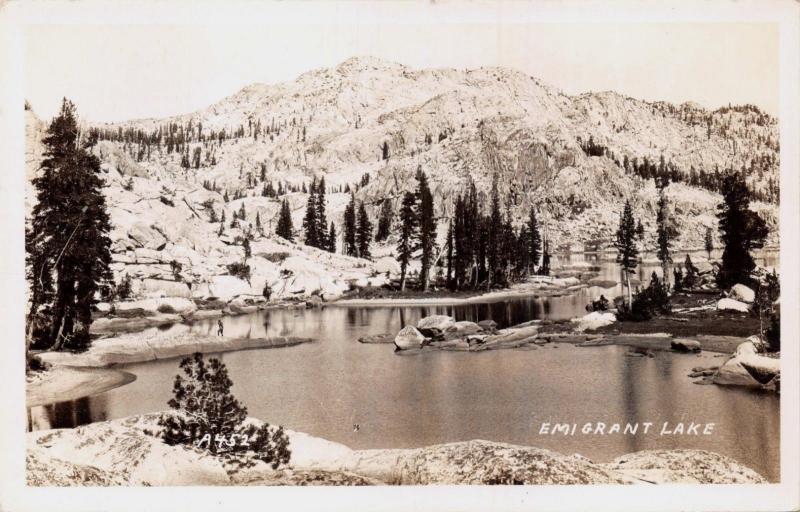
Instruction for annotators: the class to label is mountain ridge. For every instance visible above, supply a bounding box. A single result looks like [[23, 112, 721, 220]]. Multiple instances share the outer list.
[[24, 56, 779, 302]]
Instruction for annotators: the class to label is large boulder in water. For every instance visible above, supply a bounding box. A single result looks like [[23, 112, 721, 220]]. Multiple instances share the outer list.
[[729, 284, 755, 303], [717, 298, 750, 313], [447, 321, 483, 335], [417, 315, 455, 331], [477, 319, 498, 332], [394, 325, 426, 350], [712, 340, 779, 388]]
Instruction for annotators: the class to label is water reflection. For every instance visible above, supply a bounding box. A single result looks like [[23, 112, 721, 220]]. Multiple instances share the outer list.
[[31, 249, 780, 481], [39, 342, 780, 481]]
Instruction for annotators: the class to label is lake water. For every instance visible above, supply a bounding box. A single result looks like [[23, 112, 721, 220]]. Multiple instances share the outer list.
[[33, 250, 781, 482]]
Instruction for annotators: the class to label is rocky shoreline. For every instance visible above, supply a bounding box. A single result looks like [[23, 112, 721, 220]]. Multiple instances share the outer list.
[[381, 312, 780, 392], [26, 414, 767, 486], [27, 333, 314, 408]]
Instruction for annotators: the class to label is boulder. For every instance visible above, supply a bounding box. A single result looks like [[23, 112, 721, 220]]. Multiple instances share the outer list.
[[418, 327, 445, 340], [729, 284, 755, 304], [572, 312, 616, 332], [671, 339, 701, 353], [128, 223, 167, 250], [115, 297, 197, 316], [466, 334, 488, 344], [209, 275, 251, 300], [374, 256, 400, 275], [417, 315, 455, 331], [713, 357, 765, 387], [717, 298, 750, 313], [447, 321, 482, 335], [138, 278, 192, 299], [394, 325, 426, 350], [278, 256, 350, 298], [477, 320, 498, 332], [133, 247, 165, 263]]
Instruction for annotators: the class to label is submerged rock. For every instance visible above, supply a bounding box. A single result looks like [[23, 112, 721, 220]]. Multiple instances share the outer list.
[[394, 325, 426, 350], [671, 339, 702, 353], [358, 333, 394, 344]]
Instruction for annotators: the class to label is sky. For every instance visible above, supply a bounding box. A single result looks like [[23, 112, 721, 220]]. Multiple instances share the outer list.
[[23, 15, 778, 123]]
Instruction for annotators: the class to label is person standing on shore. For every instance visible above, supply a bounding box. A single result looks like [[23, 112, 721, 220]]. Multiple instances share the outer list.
[[217, 319, 224, 337]]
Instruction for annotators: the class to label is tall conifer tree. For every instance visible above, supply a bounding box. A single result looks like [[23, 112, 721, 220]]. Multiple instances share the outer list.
[[26, 99, 112, 352], [356, 202, 373, 259], [716, 172, 768, 288], [415, 169, 437, 291], [375, 199, 393, 242], [302, 177, 319, 247], [397, 192, 418, 292], [527, 208, 542, 274], [343, 192, 358, 256], [275, 199, 294, 241], [615, 200, 639, 306]]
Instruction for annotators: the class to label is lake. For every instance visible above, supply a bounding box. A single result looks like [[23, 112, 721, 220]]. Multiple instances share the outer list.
[[32, 250, 781, 482]]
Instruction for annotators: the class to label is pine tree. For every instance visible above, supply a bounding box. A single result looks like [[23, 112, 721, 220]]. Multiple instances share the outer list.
[[486, 175, 502, 288], [704, 226, 714, 260], [242, 237, 251, 261], [452, 195, 468, 289], [636, 219, 645, 240], [255, 212, 262, 235], [275, 199, 294, 241], [446, 219, 454, 290], [683, 254, 699, 289], [158, 353, 291, 468], [375, 199, 393, 242], [26, 99, 112, 352], [327, 222, 337, 253], [615, 200, 639, 306], [302, 177, 319, 247], [539, 238, 551, 276], [527, 208, 542, 274], [656, 184, 672, 287], [415, 169, 437, 291], [343, 192, 358, 256], [314, 176, 328, 248], [397, 192, 418, 292], [716, 172, 768, 289], [356, 202, 373, 259]]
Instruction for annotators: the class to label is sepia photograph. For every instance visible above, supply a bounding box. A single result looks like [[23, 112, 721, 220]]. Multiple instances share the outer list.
[[1, 1, 799, 510]]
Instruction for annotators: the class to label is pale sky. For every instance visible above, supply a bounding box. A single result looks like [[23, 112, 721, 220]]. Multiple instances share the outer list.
[[24, 19, 778, 123]]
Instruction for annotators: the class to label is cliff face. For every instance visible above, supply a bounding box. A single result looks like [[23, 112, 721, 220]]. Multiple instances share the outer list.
[[25, 57, 779, 300]]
